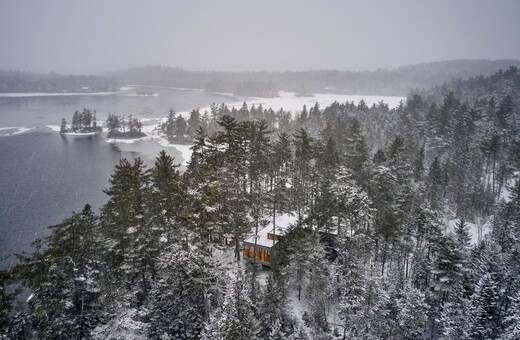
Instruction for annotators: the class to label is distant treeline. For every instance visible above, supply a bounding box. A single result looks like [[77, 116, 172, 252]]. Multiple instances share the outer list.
[[110, 59, 520, 96], [0, 70, 118, 93]]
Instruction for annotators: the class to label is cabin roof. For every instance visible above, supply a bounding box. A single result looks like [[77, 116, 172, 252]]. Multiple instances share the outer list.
[[243, 225, 288, 248]]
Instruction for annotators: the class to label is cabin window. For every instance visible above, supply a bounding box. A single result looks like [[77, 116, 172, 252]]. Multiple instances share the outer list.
[[256, 248, 263, 261], [267, 233, 279, 241], [243, 245, 254, 259]]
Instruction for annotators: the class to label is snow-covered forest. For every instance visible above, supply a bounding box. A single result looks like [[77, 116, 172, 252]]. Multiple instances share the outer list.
[[1, 66, 520, 339]]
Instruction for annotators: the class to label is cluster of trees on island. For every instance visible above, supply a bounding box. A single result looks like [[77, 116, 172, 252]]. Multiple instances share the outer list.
[[1, 67, 520, 339], [60, 110, 146, 139], [106, 113, 146, 139], [60, 108, 102, 134]]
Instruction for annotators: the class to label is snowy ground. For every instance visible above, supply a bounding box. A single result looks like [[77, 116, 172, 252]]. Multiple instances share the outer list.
[[105, 137, 151, 144], [445, 217, 491, 244], [126, 93, 159, 97], [170, 90, 405, 120], [227, 91, 405, 114]]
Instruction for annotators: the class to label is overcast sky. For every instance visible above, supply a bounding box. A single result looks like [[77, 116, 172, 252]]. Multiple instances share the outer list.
[[1, 0, 519, 74]]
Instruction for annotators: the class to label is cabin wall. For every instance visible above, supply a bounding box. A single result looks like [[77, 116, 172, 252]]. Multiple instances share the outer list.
[[243, 244, 272, 264]]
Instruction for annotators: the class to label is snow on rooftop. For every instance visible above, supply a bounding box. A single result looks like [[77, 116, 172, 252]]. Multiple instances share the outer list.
[[244, 225, 286, 248], [271, 212, 298, 227], [244, 213, 297, 248]]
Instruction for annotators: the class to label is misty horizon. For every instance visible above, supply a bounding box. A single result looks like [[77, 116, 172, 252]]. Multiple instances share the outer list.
[[1, 58, 520, 77], [1, 0, 520, 75]]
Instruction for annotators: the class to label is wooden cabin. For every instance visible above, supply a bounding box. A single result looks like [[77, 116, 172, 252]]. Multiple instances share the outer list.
[[243, 225, 288, 267]]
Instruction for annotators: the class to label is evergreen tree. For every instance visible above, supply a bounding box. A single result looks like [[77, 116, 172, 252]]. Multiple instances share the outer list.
[[188, 108, 202, 140], [100, 158, 153, 304], [162, 108, 177, 143], [106, 113, 121, 136], [258, 267, 295, 338], [72, 110, 81, 130], [428, 156, 443, 209], [469, 272, 501, 340], [174, 115, 188, 143], [292, 128, 314, 222], [438, 282, 471, 340], [413, 145, 425, 181], [338, 256, 367, 339], [500, 290, 520, 340], [18, 205, 102, 339], [394, 283, 429, 340], [148, 243, 214, 339], [202, 266, 260, 340], [149, 150, 184, 231], [60, 118, 68, 133], [454, 218, 472, 251], [304, 239, 332, 335], [432, 234, 466, 293]]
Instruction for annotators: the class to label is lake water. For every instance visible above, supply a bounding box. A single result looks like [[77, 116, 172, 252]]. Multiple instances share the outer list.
[[0, 88, 404, 268], [0, 88, 239, 268], [0, 87, 235, 128]]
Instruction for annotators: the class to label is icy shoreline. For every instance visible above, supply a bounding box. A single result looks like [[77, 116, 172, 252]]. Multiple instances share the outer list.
[[13, 90, 405, 165], [110, 90, 404, 165]]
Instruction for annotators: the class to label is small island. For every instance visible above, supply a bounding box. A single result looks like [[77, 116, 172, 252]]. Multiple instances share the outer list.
[[60, 108, 102, 136], [106, 113, 146, 139]]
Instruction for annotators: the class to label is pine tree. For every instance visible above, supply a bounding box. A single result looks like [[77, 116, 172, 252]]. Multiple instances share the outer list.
[[292, 128, 314, 222], [213, 115, 251, 261], [202, 266, 260, 340], [188, 108, 202, 140], [413, 145, 425, 181], [344, 118, 370, 188], [338, 256, 366, 339], [72, 110, 81, 130], [469, 272, 500, 339], [500, 290, 520, 340], [60, 118, 68, 133], [100, 158, 153, 303], [428, 156, 443, 209], [304, 239, 332, 335], [150, 150, 184, 231], [454, 218, 472, 251], [174, 115, 188, 143], [269, 318, 296, 340], [432, 234, 465, 293], [287, 229, 314, 302], [438, 282, 471, 340], [394, 283, 429, 340], [258, 267, 295, 338], [162, 108, 177, 143], [18, 205, 102, 339], [106, 113, 121, 136], [148, 243, 214, 339]]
